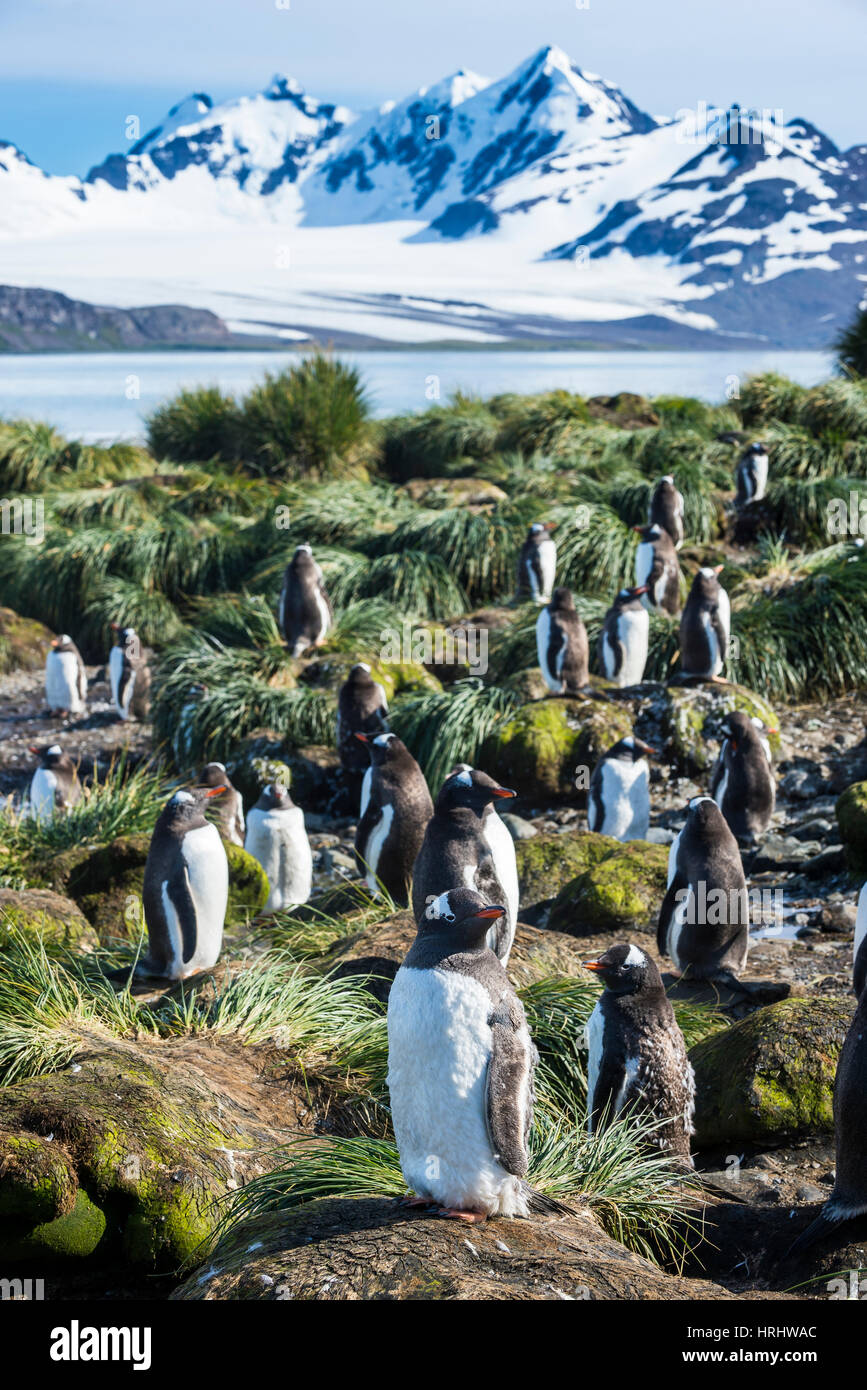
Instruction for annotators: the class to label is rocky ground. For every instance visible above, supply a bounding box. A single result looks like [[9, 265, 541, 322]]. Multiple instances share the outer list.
[[2, 649, 867, 1302]]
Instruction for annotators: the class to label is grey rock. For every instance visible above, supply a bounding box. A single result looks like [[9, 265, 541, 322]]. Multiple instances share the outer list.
[[499, 813, 538, 841]]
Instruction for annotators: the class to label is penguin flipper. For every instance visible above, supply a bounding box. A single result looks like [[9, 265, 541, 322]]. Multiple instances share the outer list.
[[710, 606, 729, 664], [657, 874, 686, 959], [785, 1202, 850, 1260], [167, 863, 200, 966], [77, 655, 88, 704], [485, 1005, 534, 1178], [588, 1051, 628, 1135]]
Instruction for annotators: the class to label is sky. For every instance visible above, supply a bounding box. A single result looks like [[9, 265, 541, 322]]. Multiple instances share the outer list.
[[0, 0, 864, 174]]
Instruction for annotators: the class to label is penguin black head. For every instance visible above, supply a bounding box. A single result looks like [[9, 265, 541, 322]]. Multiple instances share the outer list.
[[583, 942, 661, 995], [605, 735, 657, 763], [199, 761, 234, 791], [747, 441, 765, 455], [347, 661, 373, 684], [615, 584, 648, 606], [633, 524, 662, 542], [29, 742, 69, 770], [257, 782, 296, 811], [549, 586, 575, 612], [684, 794, 726, 834], [290, 544, 316, 571], [436, 765, 516, 814], [691, 565, 724, 602], [355, 731, 403, 766], [161, 786, 224, 830], [51, 634, 76, 651], [528, 521, 557, 542], [110, 623, 137, 648], [421, 887, 506, 947]]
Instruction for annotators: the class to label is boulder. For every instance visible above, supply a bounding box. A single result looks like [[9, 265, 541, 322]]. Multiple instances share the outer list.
[[548, 840, 669, 936], [481, 697, 631, 802], [172, 1196, 744, 1302], [663, 682, 780, 775], [835, 780, 867, 874], [690, 997, 856, 1146], [515, 830, 616, 921], [0, 606, 53, 674], [0, 889, 98, 953]]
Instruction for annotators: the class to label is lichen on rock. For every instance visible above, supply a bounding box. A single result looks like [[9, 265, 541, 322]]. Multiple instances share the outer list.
[[481, 697, 632, 802]]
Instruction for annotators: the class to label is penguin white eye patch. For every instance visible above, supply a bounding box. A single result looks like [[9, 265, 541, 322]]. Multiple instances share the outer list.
[[425, 893, 456, 922], [47, 744, 62, 755]]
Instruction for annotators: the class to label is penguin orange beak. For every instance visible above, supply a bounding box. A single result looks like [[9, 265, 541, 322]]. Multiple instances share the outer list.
[[203, 785, 227, 797], [476, 906, 506, 920], [28, 745, 39, 755], [582, 959, 605, 973], [633, 584, 649, 595], [491, 787, 517, 799], [354, 733, 369, 743], [110, 622, 119, 630], [713, 564, 724, 575], [632, 526, 643, 534], [544, 522, 558, 532]]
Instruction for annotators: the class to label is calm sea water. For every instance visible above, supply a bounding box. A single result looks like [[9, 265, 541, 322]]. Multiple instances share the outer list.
[[0, 348, 835, 443]]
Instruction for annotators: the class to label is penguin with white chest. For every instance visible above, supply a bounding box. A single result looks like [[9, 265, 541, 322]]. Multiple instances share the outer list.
[[735, 441, 769, 508], [199, 761, 245, 846], [787, 984, 867, 1255], [853, 883, 867, 998], [710, 710, 775, 843], [633, 525, 681, 616], [536, 586, 589, 694], [108, 624, 151, 722], [680, 566, 730, 679], [658, 796, 749, 984], [337, 663, 389, 777], [278, 544, 332, 657], [140, 787, 229, 980], [387, 887, 538, 1222], [245, 781, 312, 912], [587, 737, 656, 842], [649, 475, 685, 550], [599, 585, 649, 687], [354, 732, 433, 906], [411, 766, 519, 965], [583, 943, 695, 1162], [27, 744, 81, 824], [516, 522, 557, 604], [45, 634, 87, 716]]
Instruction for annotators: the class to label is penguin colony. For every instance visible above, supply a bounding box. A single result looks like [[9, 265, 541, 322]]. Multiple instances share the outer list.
[[32, 448, 867, 1250]]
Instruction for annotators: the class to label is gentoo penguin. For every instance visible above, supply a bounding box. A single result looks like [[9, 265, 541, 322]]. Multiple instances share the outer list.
[[45, 634, 87, 716], [411, 766, 519, 965], [140, 787, 229, 979], [787, 986, 867, 1255], [199, 761, 245, 846], [354, 732, 433, 907], [658, 796, 749, 983], [516, 522, 557, 604], [679, 566, 730, 679], [278, 544, 332, 657], [108, 624, 151, 722], [853, 883, 867, 998], [26, 744, 81, 824], [536, 587, 589, 694], [735, 441, 769, 508], [633, 524, 681, 616], [244, 782, 312, 912], [387, 887, 537, 1221], [583, 943, 695, 1162], [649, 475, 685, 550], [587, 737, 655, 841], [599, 585, 650, 687], [337, 663, 388, 775], [710, 710, 775, 843]]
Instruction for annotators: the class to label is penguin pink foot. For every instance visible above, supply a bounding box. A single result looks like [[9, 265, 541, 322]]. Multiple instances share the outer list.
[[396, 1196, 436, 1210], [436, 1207, 488, 1224]]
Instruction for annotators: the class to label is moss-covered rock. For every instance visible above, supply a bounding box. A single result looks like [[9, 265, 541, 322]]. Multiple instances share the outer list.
[[548, 840, 669, 936], [836, 781, 867, 874], [39, 835, 268, 938], [663, 682, 780, 775], [515, 830, 616, 919], [298, 655, 440, 702], [690, 997, 856, 1146], [481, 697, 632, 802], [0, 1129, 78, 1224], [0, 606, 53, 675], [0, 889, 99, 953], [502, 668, 551, 703]]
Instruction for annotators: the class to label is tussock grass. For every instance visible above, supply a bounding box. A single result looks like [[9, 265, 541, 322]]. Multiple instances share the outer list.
[[390, 678, 519, 788], [379, 507, 517, 604], [146, 385, 243, 465], [381, 394, 499, 480], [3, 757, 171, 856]]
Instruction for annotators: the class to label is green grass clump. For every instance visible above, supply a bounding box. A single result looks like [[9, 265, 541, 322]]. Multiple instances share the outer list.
[[381, 394, 499, 480], [390, 679, 519, 788], [2, 758, 171, 858], [146, 386, 243, 465], [240, 355, 372, 480]]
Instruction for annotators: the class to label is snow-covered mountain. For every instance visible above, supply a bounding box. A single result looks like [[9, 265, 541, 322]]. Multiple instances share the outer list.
[[0, 45, 864, 348]]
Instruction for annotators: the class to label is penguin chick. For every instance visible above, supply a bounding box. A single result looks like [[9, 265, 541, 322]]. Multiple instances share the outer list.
[[337, 662, 389, 775], [583, 943, 695, 1163], [786, 984, 867, 1256], [199, 761, 245, 846], [45, 634, 88, 716], [108, 624, 152, 721], [587, 736, 656, 841], [735, 441, 769, 508], [679, 566, 730, 679], [26, 744, 81, 824], [658, 796, 750, 983], [140, 787, 229, 980], [354, 732, 433, 907], [516, 522, 557, 604], [649, 475, 685, 550], [387, 887, 537, 1222], [536, 586, 589, 694], [599, 585, 650, 687], [710, 710, 775, 843], [411, 766, 519, 964], [633, 525, 681, 616], [244, 782, 312, 912], [279, 544, 332, 657]]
